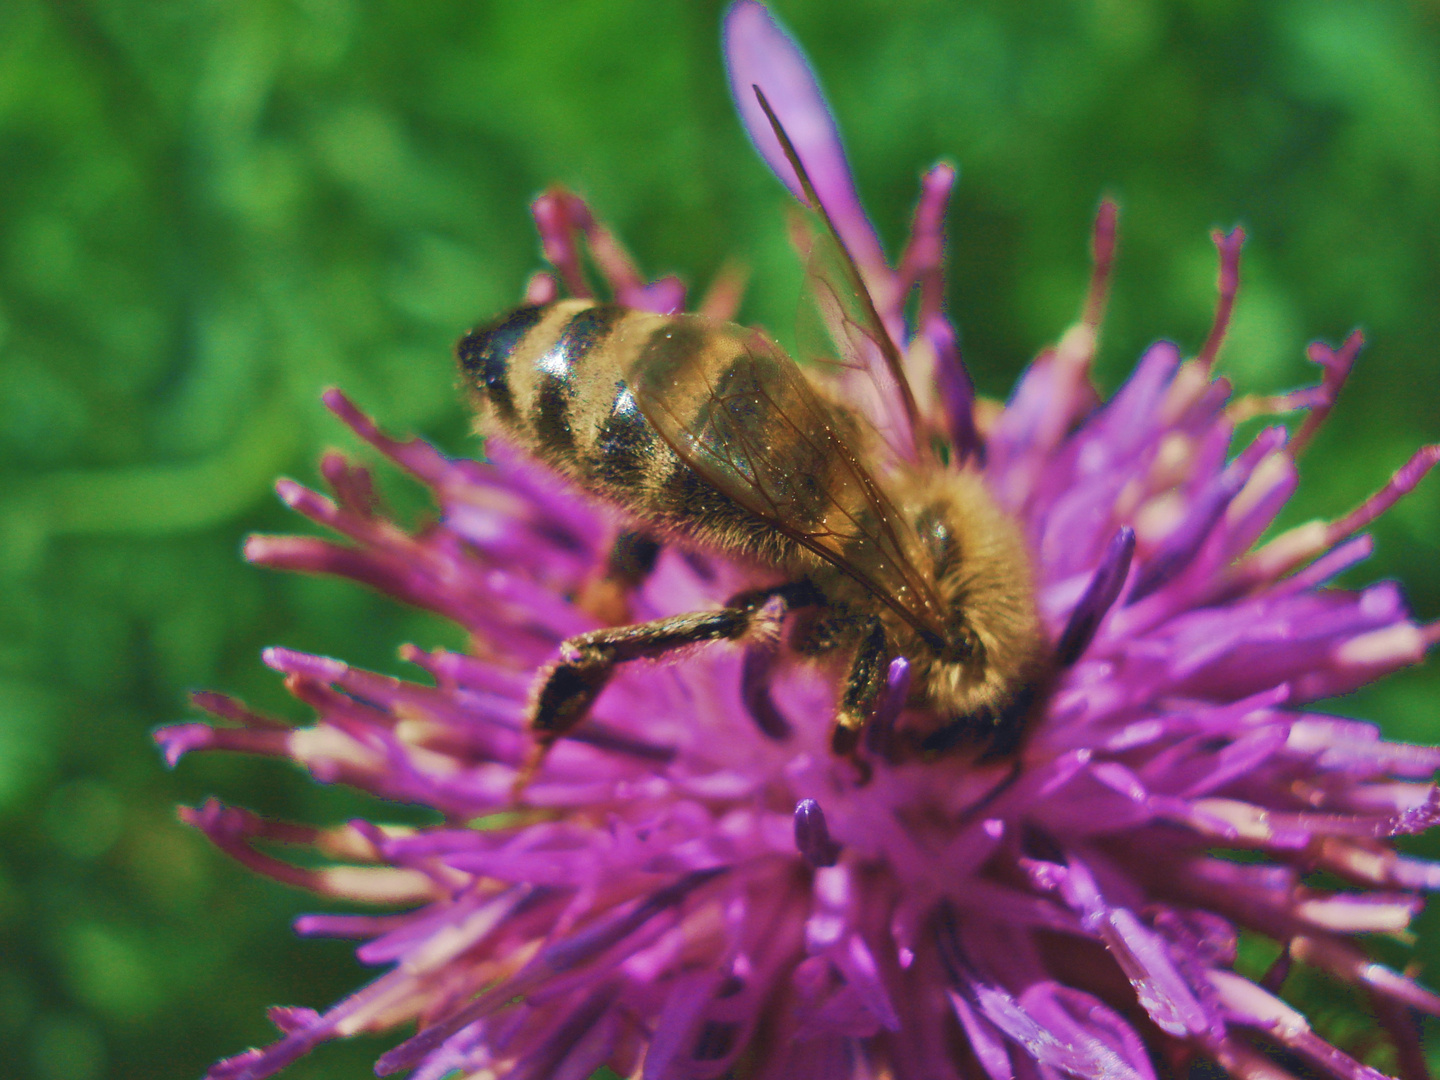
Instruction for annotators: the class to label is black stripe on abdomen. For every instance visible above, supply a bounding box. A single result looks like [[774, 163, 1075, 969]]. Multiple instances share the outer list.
[[533, 304, 624, 456], [456, 304, 547, 422], [593, 380, 658, 490]]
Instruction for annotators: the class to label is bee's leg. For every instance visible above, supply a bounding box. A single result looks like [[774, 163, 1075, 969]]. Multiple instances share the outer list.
[[575, 530, 662, 625], [516, 583, 811, 791], [830, 617, 890, 762]]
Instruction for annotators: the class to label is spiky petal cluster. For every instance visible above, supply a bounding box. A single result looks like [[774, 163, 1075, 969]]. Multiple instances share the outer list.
[[158, 3, 1440, 1078]]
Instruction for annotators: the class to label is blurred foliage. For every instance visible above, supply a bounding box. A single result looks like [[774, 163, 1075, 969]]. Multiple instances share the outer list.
[[1, 0, 1438, 1077]]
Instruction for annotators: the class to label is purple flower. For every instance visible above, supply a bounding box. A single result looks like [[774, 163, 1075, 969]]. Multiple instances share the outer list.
[[158, 4, 1440, 1078]]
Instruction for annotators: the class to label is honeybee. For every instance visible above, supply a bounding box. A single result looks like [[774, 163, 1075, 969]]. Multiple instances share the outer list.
[[458, 95, 1047, 777]]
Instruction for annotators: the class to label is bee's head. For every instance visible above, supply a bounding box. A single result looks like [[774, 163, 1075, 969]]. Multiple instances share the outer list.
[[903, 475, 1048, 737], [912, 500, 983, 667]]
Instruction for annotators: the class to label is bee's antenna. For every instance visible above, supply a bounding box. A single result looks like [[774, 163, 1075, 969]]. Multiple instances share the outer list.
[[751, 85, 925, 452]]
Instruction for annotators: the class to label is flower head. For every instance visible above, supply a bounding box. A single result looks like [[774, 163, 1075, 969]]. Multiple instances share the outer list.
[[159, 3, 1440, 1078]]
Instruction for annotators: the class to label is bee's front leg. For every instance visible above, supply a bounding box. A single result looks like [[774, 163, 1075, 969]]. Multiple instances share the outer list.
[[516, 583, 812, 793], [830, 616, 891, 762]]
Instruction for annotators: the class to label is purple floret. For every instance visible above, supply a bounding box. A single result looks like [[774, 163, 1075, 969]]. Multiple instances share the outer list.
[[157, 4, 1440, 1078]]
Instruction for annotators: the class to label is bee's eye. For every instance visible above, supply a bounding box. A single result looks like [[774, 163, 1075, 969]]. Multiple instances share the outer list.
[[916, 507, 954, 569]]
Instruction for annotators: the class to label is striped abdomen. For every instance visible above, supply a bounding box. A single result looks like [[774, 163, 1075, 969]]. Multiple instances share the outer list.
[[456, 299, 862, 571]]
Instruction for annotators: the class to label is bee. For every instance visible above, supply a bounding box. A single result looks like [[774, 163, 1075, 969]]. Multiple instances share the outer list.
[[457, 95, 1047, 778]]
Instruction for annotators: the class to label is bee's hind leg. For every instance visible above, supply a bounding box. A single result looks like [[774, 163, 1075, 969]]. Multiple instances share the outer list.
[[515, 582, 815, 794]]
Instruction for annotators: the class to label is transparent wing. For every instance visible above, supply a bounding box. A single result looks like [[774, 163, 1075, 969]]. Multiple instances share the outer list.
[[630, 325, 947, 644], [753, 86, 922, 459]]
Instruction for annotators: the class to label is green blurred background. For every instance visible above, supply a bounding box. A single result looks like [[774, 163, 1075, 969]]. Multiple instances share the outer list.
[[2, 1, 1438, 1077]]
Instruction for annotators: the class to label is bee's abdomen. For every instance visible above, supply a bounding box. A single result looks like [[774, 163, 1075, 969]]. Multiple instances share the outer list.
[[456, 300, 835, 567], [460, 301, 606, 440], [460, 299, 659, 473]]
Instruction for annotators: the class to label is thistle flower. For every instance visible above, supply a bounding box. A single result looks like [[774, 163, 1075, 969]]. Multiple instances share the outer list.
[[158, 3, 1440, 1079]]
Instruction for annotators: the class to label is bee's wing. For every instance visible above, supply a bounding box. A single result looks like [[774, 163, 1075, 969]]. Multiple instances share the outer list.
[[752, 87, 922, 460], [631, 325, 947, 644]]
